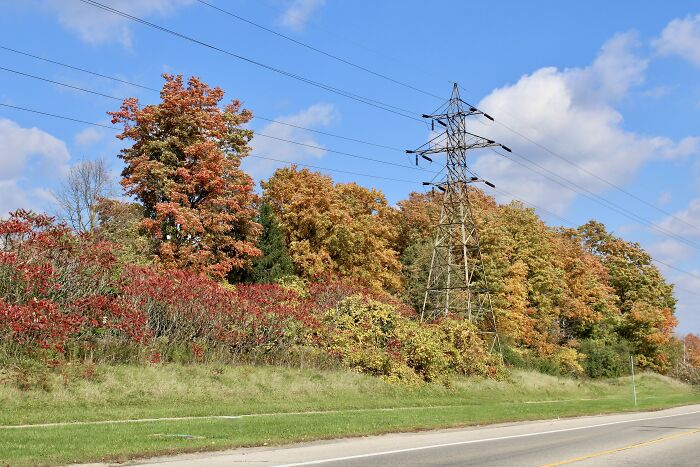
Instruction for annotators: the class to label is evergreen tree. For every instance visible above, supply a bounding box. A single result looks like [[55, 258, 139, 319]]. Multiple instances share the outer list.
[[251, 202, 294, 283]]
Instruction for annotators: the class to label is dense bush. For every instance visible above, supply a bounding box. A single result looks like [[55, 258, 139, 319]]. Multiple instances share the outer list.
[[0, 211, 149, 359], [316, 295, 502, 384], [218, 283, 317, 354], [0, 211, 319, 363], [438, 319, 503, 378], [578, 338, 632, 378], [502, 344, 585, 377]]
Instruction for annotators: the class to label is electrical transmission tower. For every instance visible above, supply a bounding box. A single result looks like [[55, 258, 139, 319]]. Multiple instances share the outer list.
[[407, 83, 512, 353]]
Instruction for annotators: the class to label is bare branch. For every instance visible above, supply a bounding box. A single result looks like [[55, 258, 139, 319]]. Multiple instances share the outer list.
[[54, 158, 115, 233]]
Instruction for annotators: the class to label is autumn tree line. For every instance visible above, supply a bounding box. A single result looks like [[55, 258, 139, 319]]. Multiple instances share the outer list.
[[2, 75, 698, 384]]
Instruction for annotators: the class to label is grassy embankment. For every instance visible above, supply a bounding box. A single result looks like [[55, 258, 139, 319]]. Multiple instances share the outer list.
[[1, 364, 699, 465]]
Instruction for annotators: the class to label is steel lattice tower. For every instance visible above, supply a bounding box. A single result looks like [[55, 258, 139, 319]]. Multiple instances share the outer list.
[[407, 83, 511, 353]]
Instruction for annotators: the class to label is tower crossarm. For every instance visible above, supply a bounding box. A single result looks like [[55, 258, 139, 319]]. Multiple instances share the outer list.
[[407, 122, 511, 159], [411, 137, 506, 156]]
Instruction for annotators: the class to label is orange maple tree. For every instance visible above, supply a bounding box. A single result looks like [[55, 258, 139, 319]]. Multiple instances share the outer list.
[[110, 74, 260, 279], [683, 333, 700, 367], [262, 166, 402, 291]]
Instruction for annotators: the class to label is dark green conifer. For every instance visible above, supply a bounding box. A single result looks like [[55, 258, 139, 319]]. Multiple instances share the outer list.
[[251, 202, 294, 283]]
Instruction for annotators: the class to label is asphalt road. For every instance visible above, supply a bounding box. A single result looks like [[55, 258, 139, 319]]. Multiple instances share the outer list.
[[131, 404, 700, 466]]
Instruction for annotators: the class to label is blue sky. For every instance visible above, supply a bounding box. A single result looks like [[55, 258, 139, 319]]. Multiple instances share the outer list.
[[2, 1, 700, 333]]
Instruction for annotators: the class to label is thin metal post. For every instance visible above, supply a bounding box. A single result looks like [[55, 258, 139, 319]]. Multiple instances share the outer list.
[[630, 355, 637, 407]]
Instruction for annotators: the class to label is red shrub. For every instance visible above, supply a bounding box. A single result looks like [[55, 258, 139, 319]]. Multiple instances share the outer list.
[[68, 295, 149, 343], [0, 211, 147, 355], [0, 210, 411, 364], [121, 266, 318, 355], [0, 299, 81, 352], [217, 284, 317, 353], [121, 266, 235, 343]]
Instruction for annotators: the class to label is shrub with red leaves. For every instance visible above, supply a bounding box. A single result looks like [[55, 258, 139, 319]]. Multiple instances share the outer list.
[[121, 266, 318, 356], [0, 299, 81, 352], [0, 210, 148, 356], [120, 266, 234, 344], [218, 284, 317, 354]]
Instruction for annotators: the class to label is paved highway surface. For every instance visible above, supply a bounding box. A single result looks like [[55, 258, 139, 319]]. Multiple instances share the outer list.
[[129, 404, 700, 466]]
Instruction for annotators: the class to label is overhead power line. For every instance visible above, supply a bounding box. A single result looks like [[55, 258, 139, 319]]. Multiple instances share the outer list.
[[0, 102, 426, 176], [652, 257, 700, 283], [77, 0, 424, 122], [493, 185, 577, 228], [491, 147, 700, 253], [0, 45, 159, 92], [253, 116, 404, 152], [254, 132, 435, 173], [0, 66, 122, 101], [0, 46, 406, 152], [247, 155, 417, 184], [194, 0, 443, 100], [491, 117, 700, 236], [0, 103, 119, 129]]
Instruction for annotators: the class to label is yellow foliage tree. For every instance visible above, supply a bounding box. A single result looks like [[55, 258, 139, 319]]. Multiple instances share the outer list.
[[262, 166, 402, 291], [397, 188, 625, 366]]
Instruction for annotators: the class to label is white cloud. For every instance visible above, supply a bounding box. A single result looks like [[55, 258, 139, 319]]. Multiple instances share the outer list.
[[245, 103, 337, 178], [74, 127, 104, 147], [0, 118, 70, 180], [652, 14, 700, 67], [0, 183, 59, 220], [32, 187, 59, 206], [566, 32, 648, 102], [468, 32, 697, 213], [649, 238, 695, 265], [656, 198, 700, 239], [641, 85, 674, 99], [660, 136, 700, 159], [279, 0, 326, 32], [0, 180, 31, 218], [0, 119, 71, 216], [44, 0, 193, 47]]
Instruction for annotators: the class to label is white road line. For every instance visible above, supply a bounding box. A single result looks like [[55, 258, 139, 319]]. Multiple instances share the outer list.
[[0, 416, 242, 429], [523, 397, 601, 404], [0, 405, 468, 429], [0, 397, 621, 430], [274, 408, 700, 466]]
